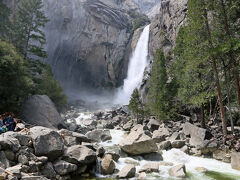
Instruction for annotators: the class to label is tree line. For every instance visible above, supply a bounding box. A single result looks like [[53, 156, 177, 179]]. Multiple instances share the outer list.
[[129, 0, 240, 136], [0, 0, 67, 113]]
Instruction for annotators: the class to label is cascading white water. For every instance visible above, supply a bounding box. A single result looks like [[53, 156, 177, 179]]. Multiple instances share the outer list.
[[114, 25, 150, 105]]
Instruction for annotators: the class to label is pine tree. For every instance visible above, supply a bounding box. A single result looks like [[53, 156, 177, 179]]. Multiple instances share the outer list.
[[148, 50, 175, 121], [13, 0, 49, 59], [129, 89, 144, 124], [0, 40, 33, 113], [0, 1, 11, 40]]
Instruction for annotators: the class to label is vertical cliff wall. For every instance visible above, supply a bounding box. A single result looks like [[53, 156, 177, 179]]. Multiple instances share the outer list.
[[140, 0, 188, 101]]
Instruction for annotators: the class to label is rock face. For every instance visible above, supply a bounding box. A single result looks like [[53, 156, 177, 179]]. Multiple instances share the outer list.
[[231, 152, 240, 170], [42, 0, 140, 91], [22, 95, 64, 129], [120, 129, 158, 155], [149, 0, 188, 57], [133, 0, 161, 14], [140, 0, 188, 101], [30, 126, 64, 160]]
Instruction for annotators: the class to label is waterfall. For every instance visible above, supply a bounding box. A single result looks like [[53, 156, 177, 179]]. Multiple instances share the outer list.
[[114, 25, 150, 105]]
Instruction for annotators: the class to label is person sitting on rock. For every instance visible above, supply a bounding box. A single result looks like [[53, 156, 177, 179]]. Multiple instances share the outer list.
[[5, 113, 16, 131], [0, 115, 3, 127], [0, 115, 7, 134]]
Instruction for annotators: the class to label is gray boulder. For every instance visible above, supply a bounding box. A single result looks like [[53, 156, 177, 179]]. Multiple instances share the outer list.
[[169, 164, 186, 178], [171, 140, 185, 149], [101, 154, 115, 175], [53, 160, 78, 175], [143, 152, 163, 161], [63, 145, 96, 165], [139, 162, 159, 173], [147, 119, 161, 132], [86, 129, 112, 142], [30, 126, 64, 160], [41, 162, 56, 179], [182, 122, 212, 147], [0, 151, 10, 169], [158, 140, 171, 150], [22, 95, 65, 129], [120, 130, 158, 155], [117, 164, 136, 178]]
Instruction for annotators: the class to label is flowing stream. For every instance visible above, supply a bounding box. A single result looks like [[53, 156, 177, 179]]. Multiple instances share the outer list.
[[114, 25, 150, 105], [97, 130, 240, 180]]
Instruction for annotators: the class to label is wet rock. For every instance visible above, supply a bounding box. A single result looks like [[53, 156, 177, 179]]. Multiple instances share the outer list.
[[231, 152, 240, 170], [86, 129, 112, 142], [117, 164, 136, 178], [21, 176, 49, 180], [53, 160, 78, 175], [195, 167, 208, 173], [96, 147, 105, 158], [159, 161, 174, 166], [105, 151, 120, 162], [101, 154, 115, 175], [138, 172, 146, 179], [63, 145, 96, 165], [124, 159, 140, 166], [168, 164, 186, 178], [158, 140, 171, 150], [30, 126, 64, 160], [171, 140, 185, 148], [139, 162, 159, 173], [143, 152, 163, 161], [120, 130, 158, 155]]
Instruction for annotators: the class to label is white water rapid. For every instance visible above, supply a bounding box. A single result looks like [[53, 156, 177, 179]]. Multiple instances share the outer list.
[[114, 25, 150, 105], [98, 130, 240, 180]]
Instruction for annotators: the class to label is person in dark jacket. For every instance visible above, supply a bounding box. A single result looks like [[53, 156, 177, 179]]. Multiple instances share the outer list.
[[5, 113, 16, 131]]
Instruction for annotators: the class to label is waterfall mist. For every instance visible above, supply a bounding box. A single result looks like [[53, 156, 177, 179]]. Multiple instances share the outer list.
[[114, 25, 150, 105]]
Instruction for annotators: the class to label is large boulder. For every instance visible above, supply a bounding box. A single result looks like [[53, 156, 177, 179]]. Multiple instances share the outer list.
[[86, 129, 112, 142], [53, 160, 78, 175], [22, 95, 65, 129], [101, 154, 115, 175], [0, 135, 21, 152], [63, 145, 96, 165], [30, 126, 64, 160], [168, 164, 186, 178], [152, 127, 170, 143], [120, 130, 158, 155], [117, 164, 136, 178], [182, 122, 212, 147], [139, 162, 159, 173], [231, 152, 240, 170]]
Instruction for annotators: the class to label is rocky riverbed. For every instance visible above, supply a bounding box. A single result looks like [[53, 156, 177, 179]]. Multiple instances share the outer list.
[[1, 104, 240, 180]]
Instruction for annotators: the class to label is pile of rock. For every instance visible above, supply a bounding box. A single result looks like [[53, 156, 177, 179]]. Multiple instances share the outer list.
[[0, 126, 99, 180]]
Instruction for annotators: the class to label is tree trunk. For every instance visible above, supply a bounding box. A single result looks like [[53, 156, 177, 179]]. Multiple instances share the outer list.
[[220, 0, 240, 109], [222, 59, 234, 134], [203, 0, 228, 135], [201, 104, 206, 128]]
